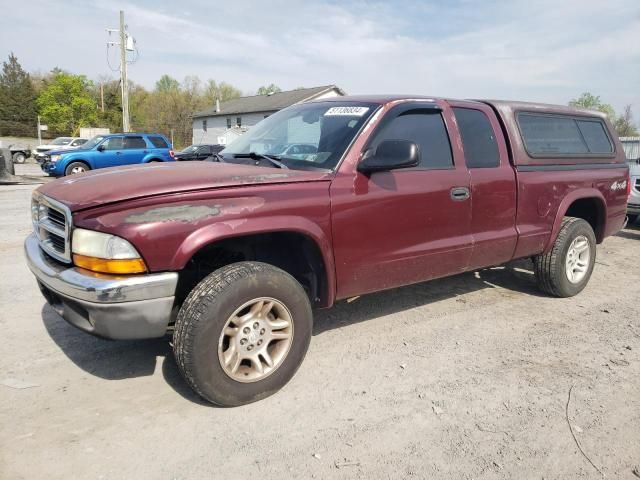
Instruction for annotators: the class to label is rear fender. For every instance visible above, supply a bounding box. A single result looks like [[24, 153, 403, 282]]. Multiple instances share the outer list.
[[544, 188, 606, 252]]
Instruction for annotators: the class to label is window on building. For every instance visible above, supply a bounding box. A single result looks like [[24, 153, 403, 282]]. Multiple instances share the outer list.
[[226, 118, 232, 129], [453, 108, 500, 168], [518, 113, 613, 156], [369, 109, 453, 169], [236, 117, 242, 127], [202, 119, 207, 132]]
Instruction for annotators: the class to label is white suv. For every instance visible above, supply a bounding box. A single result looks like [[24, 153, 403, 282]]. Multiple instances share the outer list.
[[33, 137, 87, 162]]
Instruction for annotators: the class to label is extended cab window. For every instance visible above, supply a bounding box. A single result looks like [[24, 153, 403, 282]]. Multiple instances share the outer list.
[[518, 113, 613, 156], [124, 136, 147, 149], [149, 136, 168, 148], [453, 108, 499, 168], [371, 110, 453, 169]]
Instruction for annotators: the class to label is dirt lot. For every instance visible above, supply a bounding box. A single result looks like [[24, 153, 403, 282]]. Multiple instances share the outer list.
[[1, 167, 639, 479]]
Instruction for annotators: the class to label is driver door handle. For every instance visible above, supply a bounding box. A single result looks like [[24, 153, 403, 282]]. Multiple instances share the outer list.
[[450, 186, 470, 201]]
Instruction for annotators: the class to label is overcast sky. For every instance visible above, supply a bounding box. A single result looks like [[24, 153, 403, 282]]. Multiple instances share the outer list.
[[1, 0, 638, 112]]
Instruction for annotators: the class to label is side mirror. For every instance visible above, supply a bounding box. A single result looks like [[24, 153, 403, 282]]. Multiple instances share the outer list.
[[357, 140, 419, 174], [97, 144, 105, 152]]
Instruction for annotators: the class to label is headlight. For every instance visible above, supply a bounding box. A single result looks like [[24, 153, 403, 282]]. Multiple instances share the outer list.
[[50, 154, 61, 162], [71, 228, 147, 274]]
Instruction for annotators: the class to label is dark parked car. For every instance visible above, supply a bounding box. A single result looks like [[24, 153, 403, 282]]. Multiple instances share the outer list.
[[26, 96, 629, 406], [175, 144, 224, 161]]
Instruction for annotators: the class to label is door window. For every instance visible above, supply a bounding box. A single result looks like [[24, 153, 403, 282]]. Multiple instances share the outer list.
[[453, 108, 500, 168], [102, 137, 124, 150], [370, 110, 453, 169], [123, 136, 147, 149]]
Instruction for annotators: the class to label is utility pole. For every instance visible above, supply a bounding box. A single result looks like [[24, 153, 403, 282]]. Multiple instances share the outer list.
[[107, 10, 133, 132], [119, 11, 130, 132], [100, 83, 105, 112], [37, 115, 42, 145]]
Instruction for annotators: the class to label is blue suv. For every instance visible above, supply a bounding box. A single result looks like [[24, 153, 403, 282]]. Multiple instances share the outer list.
[[41, 133, 175, 176]]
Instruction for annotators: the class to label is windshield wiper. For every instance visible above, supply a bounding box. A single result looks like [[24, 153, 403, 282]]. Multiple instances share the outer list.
[[234, 152, 289, 169]]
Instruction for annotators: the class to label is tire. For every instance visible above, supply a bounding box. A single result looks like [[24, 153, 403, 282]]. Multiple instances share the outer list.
[[64, 161, 90, 176], [174, 261, 313, 406], [533, 217, 596, 297], [628, 214, 638, 225], [12, 152, 26, 164]]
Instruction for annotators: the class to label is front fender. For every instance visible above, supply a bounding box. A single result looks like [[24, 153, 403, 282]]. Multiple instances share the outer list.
[[544, 188, 606, 252], [172, 214, 336, 305]]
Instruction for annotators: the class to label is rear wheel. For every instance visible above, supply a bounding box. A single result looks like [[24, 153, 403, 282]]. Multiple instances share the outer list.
[[12, 152, 26, 164], [533, 217, 596, 297], [64, 161, 90, 176], [173, 262, 313, 406]]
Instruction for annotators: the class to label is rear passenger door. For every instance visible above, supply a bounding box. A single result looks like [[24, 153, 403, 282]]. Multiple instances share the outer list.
[[450, 102, 517, 269], [121, 136, 149, 165], [331, 102, 473, 298]]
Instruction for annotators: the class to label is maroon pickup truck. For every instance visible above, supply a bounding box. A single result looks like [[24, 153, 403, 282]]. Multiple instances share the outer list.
[[25, 96, 630, 406]]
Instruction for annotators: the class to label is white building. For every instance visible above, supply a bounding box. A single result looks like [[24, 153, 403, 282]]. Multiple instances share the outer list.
[[192, 85, 344, 145]]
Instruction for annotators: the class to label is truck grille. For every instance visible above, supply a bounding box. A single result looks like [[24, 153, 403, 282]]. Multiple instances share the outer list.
[[32, 194, 72, 263]]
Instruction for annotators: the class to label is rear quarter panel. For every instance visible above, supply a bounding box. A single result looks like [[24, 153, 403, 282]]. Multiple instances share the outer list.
[[486, 101, 628, 258]]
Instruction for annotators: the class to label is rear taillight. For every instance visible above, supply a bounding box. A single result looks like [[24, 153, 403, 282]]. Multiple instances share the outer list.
[[627, 169, 632, 200], [169, 149, 175, 158]]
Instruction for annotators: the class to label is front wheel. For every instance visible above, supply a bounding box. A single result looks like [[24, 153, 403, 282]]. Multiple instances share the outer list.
[[64, 161, 90, 176], [173, 262, 313, 406], [533, 217, 596, 297], [627, 214, 638, 225]]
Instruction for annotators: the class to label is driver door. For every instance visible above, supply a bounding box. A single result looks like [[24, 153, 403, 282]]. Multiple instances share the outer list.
[[330, 103, 473, 299], [96, 136, 125, 168]]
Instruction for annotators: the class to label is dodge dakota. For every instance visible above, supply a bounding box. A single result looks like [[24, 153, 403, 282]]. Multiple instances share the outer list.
[[25, 95, 629, 406]]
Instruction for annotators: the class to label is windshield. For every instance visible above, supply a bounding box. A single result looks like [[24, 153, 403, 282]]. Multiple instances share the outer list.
[[221, 101, 378, 170], [51, 137, 73, 145], [181, 145, 200, 153], [82, 136, 105, 150]]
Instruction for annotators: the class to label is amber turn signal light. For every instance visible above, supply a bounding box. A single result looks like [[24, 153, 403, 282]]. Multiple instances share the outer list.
[[73, 254, 147, 274]]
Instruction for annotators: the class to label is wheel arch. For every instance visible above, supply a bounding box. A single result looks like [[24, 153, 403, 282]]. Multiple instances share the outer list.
[[62, 158, 91, 174], [172, 218, 336, 309], [545, 189, 607, 252]]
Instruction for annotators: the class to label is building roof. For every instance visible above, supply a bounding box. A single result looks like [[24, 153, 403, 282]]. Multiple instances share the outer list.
[[193, 85, 344, 118], [620, 137, 640, 161]]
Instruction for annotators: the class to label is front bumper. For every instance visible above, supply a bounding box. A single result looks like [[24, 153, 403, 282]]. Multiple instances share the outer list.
[[25, 233, 178, 339]]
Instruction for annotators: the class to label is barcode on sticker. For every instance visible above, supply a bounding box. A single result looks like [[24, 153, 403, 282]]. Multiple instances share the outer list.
[[324, 106, 369, 116]]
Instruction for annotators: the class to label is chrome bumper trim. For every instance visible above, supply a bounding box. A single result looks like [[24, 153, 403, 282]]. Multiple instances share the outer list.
[[25, 233, 178, 303]]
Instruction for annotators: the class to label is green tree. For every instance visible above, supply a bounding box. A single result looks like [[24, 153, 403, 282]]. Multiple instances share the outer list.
[[36, 71, 98, 135], [613, 105, 639, 137], [155, 74, 180, 92], [92, 77, 124, 133], [0, 53, 38, 136], [203, 80, 242, 104], [569, 92, 616, 120], [256, 83, 282, 95]]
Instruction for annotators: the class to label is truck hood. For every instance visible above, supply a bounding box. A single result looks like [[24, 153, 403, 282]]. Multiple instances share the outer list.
[[37, 161, 332, 211]]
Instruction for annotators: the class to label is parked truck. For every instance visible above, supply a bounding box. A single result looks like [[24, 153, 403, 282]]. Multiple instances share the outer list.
[[25, 96, 629, 406]]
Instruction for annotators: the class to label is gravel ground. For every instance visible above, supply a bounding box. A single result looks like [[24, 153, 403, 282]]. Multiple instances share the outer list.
[[1, 176, 639, 479]]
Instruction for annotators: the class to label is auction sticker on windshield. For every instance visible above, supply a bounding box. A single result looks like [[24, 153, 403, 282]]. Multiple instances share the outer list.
[[324, 106, 370, 116]]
